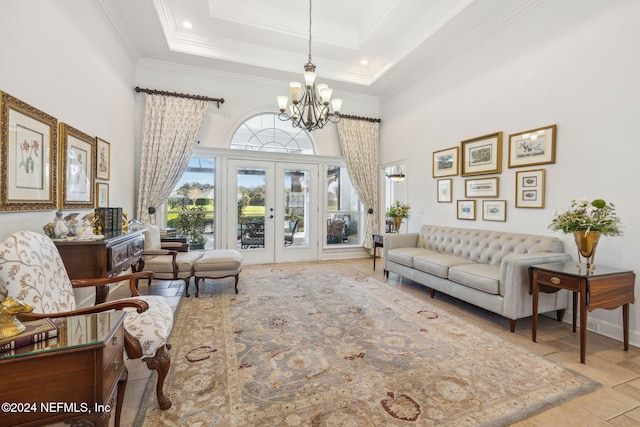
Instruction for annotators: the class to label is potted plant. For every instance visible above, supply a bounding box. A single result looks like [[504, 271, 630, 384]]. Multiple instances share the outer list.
[[386, 201, 410, 232], [327, 217, 346, 244], [175, 198, 207, 249], [548, 198, 622, 269]]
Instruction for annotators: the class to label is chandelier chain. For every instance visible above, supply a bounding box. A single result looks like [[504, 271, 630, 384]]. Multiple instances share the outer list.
[[307, 0, 313, 64]]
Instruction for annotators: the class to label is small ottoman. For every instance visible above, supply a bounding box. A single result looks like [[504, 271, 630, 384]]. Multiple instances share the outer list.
[[190, 249, 243, 297]]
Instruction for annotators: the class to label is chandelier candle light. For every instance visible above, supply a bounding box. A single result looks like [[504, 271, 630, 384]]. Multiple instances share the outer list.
[[276, 0, 342, 132]]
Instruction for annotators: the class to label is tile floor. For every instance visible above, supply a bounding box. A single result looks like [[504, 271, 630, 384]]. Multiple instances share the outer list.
[[84, 258, 640, 426]]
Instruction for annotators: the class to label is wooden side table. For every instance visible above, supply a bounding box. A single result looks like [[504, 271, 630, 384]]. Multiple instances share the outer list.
[[0, 311, 128, 426], [530, 262, 636, 363], [373, 234, 384, 271]]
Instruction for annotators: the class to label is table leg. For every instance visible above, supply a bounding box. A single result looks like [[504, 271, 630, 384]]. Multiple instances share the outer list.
[[373, 245, 377, 271], [580, 288, 587, 364], [115, 367, 128, 427], [623, 303, 630, 351], [572, 292, 577, 333], [532, 278, 539, 343]]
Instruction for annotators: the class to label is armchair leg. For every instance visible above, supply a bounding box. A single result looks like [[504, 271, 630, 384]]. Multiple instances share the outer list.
[[144, 344, 173, 410]]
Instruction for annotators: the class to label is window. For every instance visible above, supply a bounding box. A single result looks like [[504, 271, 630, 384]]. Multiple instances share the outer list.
[[230, 113, 315, 154], [326, 165, 361, 245], [166, 157, 215, 248]]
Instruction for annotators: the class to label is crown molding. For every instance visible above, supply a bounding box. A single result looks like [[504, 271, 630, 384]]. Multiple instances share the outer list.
[[135, 58, 379, 107], [92, 0, 140, 64], [377, 0, 547, 100], [206, 0, 358, 49]]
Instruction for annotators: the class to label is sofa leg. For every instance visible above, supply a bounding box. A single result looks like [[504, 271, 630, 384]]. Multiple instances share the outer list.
[[144, 344, 172, 410], [509, 319, 516, 333], [429, 288, 435, 298], [234, 274, 239, 294], [556, 309, 565, 322]]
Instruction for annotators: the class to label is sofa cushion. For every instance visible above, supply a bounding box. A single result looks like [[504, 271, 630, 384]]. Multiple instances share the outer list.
[[387, 247, 436, 268], [414, 253, 476, 278], [448, 263, 500, 294]]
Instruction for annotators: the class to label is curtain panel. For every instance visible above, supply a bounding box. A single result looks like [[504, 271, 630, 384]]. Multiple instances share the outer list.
[[137, 94, 208, 223], [336, 118, 379, 252]]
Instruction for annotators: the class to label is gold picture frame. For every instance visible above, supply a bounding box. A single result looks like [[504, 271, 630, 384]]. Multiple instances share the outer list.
[[464, 177, 499, 198], [96, 137, 111, 180], [437, 178, 452, 203], [60, 122, 95, 209], [0, 91, 58, 211], [483, 200, 507, 222], [461, 132, 502, 176], [508, 124, 556, 168], [457, 199, 476, 220], [96, 182, 109, 208], [432, 146, 459, 177], [515, 169, 545, 208]]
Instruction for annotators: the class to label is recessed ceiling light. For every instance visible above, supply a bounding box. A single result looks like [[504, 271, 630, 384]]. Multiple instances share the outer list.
[[360, 59, 368, 65], [182, 21, 193, 29]]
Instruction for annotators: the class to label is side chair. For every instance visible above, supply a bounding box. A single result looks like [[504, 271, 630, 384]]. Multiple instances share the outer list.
[[136, 224, 204, 286], [0, 231, 174, 410]]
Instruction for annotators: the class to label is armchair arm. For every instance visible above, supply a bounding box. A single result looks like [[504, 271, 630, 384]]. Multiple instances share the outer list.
[[142, 249, 177, 256], [72, 271, 155, 299], [161, 237, 189, 252], [17, 298, 149, 321]]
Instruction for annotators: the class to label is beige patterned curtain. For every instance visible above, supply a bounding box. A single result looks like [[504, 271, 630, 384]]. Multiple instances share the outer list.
[[336, 118, 379, 252], [137, 94, 208, 223]]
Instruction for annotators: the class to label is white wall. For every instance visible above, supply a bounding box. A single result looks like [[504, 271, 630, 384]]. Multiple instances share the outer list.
[[380, 0, 640, 344], [0, 0, 136, 241]]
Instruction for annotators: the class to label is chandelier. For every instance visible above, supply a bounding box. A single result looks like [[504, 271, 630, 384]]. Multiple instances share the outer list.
[[276, 0, 342, 132]]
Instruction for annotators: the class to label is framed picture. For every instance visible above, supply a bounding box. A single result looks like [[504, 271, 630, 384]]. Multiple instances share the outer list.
[[0, 91, 58, 211], [437, 178, 452, 203], [96, 182, 109, 208], [461, 132, 502, 176], [60, 122, 95, 209], [483, 200, 507, 222], [508, 124, 556, 168], [464, 177, 499, 198], [432, 147, 459, 177], [457, 200, 476, 220], [515, 169, 545, 208], [96, 137, 111, 180]]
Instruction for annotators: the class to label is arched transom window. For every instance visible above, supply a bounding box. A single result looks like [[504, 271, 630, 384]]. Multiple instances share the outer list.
[[230, 113, 315, 154]]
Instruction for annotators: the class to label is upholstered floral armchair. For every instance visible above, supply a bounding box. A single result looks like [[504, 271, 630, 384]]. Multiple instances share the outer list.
[[0, 231, 174, 410]]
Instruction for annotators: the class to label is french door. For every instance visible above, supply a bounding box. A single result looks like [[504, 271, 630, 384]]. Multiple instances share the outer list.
[[227, 159, 318, 264]]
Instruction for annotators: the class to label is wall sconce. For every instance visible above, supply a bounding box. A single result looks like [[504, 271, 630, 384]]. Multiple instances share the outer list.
[[386, 172, 405, 182]]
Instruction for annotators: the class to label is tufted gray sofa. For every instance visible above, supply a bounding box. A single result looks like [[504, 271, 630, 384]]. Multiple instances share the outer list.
[[383, 225, 572, 331]]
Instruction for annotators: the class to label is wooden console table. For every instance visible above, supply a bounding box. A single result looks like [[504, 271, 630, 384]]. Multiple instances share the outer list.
[[530, 262, 636, 363], [0, 311, 127, 427], [54, 230, 145, 303]]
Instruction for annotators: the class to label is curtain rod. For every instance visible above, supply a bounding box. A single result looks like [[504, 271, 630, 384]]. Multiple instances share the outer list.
[[134, 86, 225, 108], [338, 114, 381, 123]]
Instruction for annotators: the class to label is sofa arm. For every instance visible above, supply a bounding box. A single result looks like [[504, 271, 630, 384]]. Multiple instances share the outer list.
[[383, 233, 419, 270], [383, 233, 419, 251], [500, 252, 572, 319]]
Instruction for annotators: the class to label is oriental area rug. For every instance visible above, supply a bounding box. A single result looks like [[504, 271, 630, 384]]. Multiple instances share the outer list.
[[136, 262, 598, 426]]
